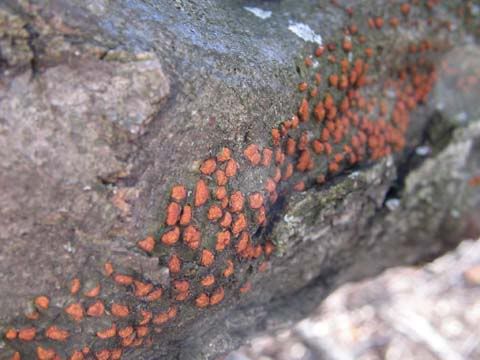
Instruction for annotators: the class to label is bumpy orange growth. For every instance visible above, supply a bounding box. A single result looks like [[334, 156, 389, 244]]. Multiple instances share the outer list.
[[45, 326, 70, 341], [217, 147, 232, 162], [183, 225, 201, 249], [210, 287, 225, 305], [208, 204, 223, 221], [65, 303, 84, 321], [103, 262, 114, 276], [34, 296, 49, 310], [180, 205, 192, 225], [201, 275, 215, 287], [4, 328, 17, 340], [201, 249, 215, 267], [18, 327, 36, 341], [229, 191, 245, 213], [111, 303, 130, 317], [70, 278, 81, 294], [84, 283, 101, 298], [244, 144, 262, 165], [86, 300, 104, 317], [161, 226, 180, 246], [168, 254, 182, 273], [200, 158, 217, 175], [134, 280, 153, 297], [137, 235, 155, 253], [194, 179, 210, 207], [36, 346, 56, 360], [195, 293, 209, 308], [216, 230, 231, 251], [166, 202, 182, 225], [223, 259, 234, 277], [114, 274, 133, 286], [97, 324, 116, 339], [171, 185, 187, 201]]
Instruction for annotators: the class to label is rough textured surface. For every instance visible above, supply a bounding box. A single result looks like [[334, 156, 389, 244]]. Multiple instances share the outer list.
[[233, 238, 480, 360], [0, 0, 479, 359]]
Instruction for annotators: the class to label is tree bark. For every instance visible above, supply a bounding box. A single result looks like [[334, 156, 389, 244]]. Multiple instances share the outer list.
[[0, 0, 479, 359]]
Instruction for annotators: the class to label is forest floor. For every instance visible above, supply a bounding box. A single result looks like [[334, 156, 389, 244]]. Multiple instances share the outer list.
[[228, 238, 480, 360]]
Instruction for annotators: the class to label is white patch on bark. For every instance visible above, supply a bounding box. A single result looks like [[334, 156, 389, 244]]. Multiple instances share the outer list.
[[244, 7, 272, 20], [288, 22, 323, 45]]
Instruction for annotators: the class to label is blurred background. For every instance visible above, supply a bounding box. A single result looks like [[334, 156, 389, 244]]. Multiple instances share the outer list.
[[227, 238, 480, 360]]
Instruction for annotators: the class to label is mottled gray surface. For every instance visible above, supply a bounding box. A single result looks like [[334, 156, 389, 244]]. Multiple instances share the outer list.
[[0, 0, 479, 359]]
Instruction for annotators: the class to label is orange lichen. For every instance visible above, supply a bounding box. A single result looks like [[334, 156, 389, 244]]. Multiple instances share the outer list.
[[298, 98, 309, 121], [215, 230, 231, 251], [262, 148, 273, 167], [248, 192, 264, 209], [95, 350, 110, 360], [229, 191, 245, 213], [137, 235, 155, 253], [86, 300, 105, 317], [201, 249, 215, 267], [18, 327, 36, 341], [401, 3, 411, 16], [207, 204, 223, 221], [468, 175, 480, 187], [201, 275, 215, 287], [239, 282, 252, 294], [171, 185, 187, 201], [215, 169, 228, 186], [217, 147, 232, 162], [223, 259, 234, 277], [111, 349, 123, 360], [195, 293, 210, 308], [210, 287, 225, 305], [179, 204, 192, 225], [166, 202, 182, 226], [168, 254, 182, 274], [161, 226, 180, 246], [194, 179, 210, 207], [232, 213, 247, 236], [225, 158, 238, 177], [111, 303, 130, 317], [136, 325, 149, 337], [36, 347, 56, 360], [84, 283, 101, 298], [298, 82, 308, 92], [118, 326, 134, 338], [134, 280, 153, 297], [114, 274, 134, 286], [183, 225, 201, 249], [4, 328, 17, 340], [34, 295, 49, 310], [200, 158, 217, 175], [70, 351, 84, 360], [244, 144, 262, 165], [146, 288, 163, 302], [70, 278, 81, 294], [65, 303, 84, 321], [139, 310, 153, 325], [219, 211, 232, 228], [45, 326, 69, 341], [104, 262, 114, 277]]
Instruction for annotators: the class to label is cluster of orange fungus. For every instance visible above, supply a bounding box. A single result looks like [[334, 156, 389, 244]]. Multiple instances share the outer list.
[[4, 1, 463, 358]]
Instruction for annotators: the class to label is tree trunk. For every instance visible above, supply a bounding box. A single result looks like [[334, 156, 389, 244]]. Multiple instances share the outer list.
[[0, 0, 479, 359]]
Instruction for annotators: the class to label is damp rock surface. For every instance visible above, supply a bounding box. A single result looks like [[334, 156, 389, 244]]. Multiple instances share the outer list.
[[0, 1, 479, 359]]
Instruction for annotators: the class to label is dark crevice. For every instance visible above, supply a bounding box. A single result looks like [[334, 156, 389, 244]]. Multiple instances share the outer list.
[[23, 23, 41, 77], [383, 111, 457, 204]]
